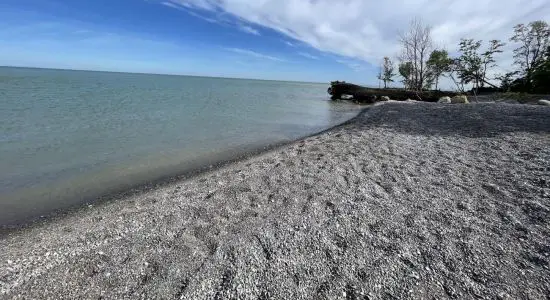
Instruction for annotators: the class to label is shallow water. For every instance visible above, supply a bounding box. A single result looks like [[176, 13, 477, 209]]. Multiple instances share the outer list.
[[0, 67, 362, 225]]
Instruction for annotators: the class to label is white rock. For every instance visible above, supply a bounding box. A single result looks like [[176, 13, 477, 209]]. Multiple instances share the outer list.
[[538, 99, 550, 106], [438, 96, 451, 103], [451, 95, 469, 104], [380, 96, 390, 101]]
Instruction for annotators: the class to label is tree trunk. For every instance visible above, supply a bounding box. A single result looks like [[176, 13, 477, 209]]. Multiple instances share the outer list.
[[481, 79, 498, 89]]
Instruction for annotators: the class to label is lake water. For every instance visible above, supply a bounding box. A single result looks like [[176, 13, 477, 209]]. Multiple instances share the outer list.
[[0, 67, 362, 225]]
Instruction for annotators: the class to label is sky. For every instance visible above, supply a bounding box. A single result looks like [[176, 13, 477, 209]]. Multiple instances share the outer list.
[[1, 0, 549, 87]]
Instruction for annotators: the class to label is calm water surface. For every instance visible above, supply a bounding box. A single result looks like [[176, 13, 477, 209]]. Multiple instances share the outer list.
[[0, 67, 363, 225]]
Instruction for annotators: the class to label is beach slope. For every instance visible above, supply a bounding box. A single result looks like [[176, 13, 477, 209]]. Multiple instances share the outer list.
[[1, 102, 549, 299]]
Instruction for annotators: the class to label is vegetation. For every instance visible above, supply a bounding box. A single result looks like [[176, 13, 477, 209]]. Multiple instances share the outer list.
[[398, 61, 413, 89], [455, 39, 505, 91], [378, 19, 550, 94], [510, 21, 550, 92], [426, 50, 451, 90], [331, 19, 550, 103], [377, 57, 396, 88], [531, 46, 550, 93], [398, 19, 434, 91]]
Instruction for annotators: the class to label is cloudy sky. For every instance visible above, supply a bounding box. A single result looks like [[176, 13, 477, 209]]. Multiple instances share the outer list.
[[1, 0, 549, 87]]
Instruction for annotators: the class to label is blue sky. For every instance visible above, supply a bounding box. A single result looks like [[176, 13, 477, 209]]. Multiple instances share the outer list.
[[1, 0, 549, 86]]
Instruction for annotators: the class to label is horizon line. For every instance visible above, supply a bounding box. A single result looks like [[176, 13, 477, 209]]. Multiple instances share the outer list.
[[0, 65, 327, 85]]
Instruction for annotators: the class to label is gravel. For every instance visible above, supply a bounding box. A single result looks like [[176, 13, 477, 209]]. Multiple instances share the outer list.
[[1, 102, 549, 299]]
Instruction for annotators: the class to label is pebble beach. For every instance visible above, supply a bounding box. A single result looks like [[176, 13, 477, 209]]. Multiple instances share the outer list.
[[1, 101, 549, 299]]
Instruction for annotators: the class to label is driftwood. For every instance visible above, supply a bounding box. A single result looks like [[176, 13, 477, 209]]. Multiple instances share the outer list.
[[328, 82, 458, 103]]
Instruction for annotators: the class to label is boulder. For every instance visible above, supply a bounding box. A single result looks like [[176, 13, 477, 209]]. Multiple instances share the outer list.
[[380, 96, 390, 101], [438, 96, 451, 103], [451, 95, 469, 104], [538, 99, 550, 106]]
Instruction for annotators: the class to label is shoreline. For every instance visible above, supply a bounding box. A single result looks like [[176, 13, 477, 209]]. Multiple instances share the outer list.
[[0, 105, 369, 232], [1, 101, 549, 299]]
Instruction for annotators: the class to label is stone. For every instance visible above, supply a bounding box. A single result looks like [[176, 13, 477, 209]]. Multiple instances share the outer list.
[[380, 96, 390, 101], [451, 95, 469, 104], [438, 96, 451, 103], [537, 99, 550, 106]]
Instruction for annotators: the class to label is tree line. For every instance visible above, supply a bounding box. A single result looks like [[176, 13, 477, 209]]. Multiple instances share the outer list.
[[377, 19, 550, 94]]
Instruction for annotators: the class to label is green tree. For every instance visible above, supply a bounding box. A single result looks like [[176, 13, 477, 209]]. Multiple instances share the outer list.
[[531, 46, 550, 93], [455, 39, 505, 91], [447, 58, 466, 92], [496, 71, 519, 92], [426, 49, 451, 90], [377, 57, 395, 88], [510, 21, 550, 91], [398, 61, 413, 89]]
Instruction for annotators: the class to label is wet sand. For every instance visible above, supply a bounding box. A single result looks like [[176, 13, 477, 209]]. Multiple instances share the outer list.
[[1, 101, 549, 299]]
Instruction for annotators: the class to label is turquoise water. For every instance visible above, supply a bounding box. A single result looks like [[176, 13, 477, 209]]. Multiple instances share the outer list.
[[0, 67, 362, 225]]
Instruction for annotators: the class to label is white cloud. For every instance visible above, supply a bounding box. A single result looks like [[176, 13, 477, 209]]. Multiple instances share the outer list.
[[238, 24, 260, 35], [225, 47, 285, 62], [161, 1, 184, 10], [186, 10, 219, 24], [161, 0, 550, 72], [297, 52, 319, 60], [337, 59, 367, 72], [166, 1, 261, 35]]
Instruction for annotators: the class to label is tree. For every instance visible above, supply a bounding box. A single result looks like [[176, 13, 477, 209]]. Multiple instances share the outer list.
[[377, 57, 395, 88], [510, 21, 550, 91], [447, 58, 466, 93], [376, 63, 383, 88], [496, 71, 520, 92], [423, 70, 436, 90], [426, 49, 451, 90], [455, 39, 505, 91], [398, 61, 413, 89], [398, 18, 433, 91], [531, 45, 550, 93]]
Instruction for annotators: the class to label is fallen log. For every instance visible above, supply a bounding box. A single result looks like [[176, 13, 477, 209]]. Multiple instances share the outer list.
[[328, 81, 458, 103]]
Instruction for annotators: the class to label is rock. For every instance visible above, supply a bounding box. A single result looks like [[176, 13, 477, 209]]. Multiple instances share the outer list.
[[380, 96, 390, 101], [438, 96, 451, 103], [451, 95, 469, 104], [538, 99, 550, 106], [341, 94, 354, 100]]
